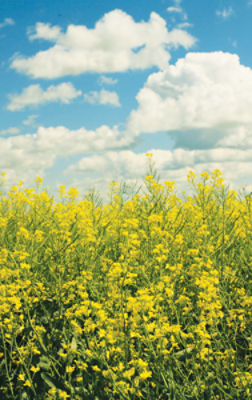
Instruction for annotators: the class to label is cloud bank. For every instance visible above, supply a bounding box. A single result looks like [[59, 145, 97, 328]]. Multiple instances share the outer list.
[[0, 125, 136, 185], [3, 1, 251, 196], [65, 148, 252, 195], [3, 51, 252, 192]]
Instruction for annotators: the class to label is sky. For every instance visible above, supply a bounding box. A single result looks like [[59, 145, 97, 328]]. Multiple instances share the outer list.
[[0, 0, 252, 196]]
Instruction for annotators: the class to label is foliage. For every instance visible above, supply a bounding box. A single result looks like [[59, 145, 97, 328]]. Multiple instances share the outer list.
[[0, 165, 251, 399]]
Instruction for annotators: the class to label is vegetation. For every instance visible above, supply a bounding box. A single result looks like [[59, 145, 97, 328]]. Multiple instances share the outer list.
[[0, 158, 251, 399]]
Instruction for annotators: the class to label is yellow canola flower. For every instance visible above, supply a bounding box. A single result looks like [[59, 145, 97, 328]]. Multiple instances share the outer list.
[[30, 365, 40, 373], [140, 369, 152, 380], [18, 373, 25, 381], [123, 367, 135, 379], [66, 365, 75, 373], [34, 176, 43, 185], [0, 169, 250, 399], [58, 390, 70, 399], [92, 365, 101, 372]]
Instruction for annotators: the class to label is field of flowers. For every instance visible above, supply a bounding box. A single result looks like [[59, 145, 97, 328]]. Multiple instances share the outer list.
[[0, 162, 251, 399]]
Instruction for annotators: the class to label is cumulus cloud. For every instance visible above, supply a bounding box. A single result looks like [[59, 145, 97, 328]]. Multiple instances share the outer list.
[[66, 151, 147, 178], [217, 125, 252, 149], [127, 52, 252, 144], [28, 22, 61, 41], [7, 82, 82, 111], [84, 89, 121, 106], [216, 7, 234, 19], [0, 127, 20, 136], [106, 51, 252, 194], [67, 149, 252, 176], [64, 151, 149, 195], [11, 10, 196, 78], [60, 50, 252, 193], [0, 124, 136, 185], [0, 18, 15, 29], [65, 149, 252, 193]]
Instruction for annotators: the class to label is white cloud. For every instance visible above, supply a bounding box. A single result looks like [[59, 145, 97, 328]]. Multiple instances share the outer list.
[[84, 89, 121, 107], [66, 151, 147, 178], [7, 82, 82, 111], [217, 125, 252, 149], [0, 127, 20, 136], [28, 22, 61, 41], [104, 51, 252, 195], [177, 22, 193, 29], [99, 75, 118, 85], [0, 18, 15, 29], [127, 52, 252, 142], [65, 149, 252, 194], [64, 151, 148, 195], [167, 0, 188, 21], [0, 124, 136, 186], [216, 7, 234, 19], [11, 10, 196, 78], [22, 114, 38, 126], [167, 7, 183, 13], [1, 122, 251, 194], [67, 149, 252, 176]]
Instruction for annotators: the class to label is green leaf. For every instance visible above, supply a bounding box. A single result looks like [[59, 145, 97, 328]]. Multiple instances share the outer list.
[[41, 372, 56, 389], [71, 336, 77, 351], [38, 355, 51, 370]]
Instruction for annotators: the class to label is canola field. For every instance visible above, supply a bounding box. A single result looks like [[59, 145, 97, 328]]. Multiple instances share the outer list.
[[0, 166, 251, 399]]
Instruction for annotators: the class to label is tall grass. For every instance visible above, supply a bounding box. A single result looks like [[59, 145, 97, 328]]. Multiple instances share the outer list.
[[0, 166, 251, 399]]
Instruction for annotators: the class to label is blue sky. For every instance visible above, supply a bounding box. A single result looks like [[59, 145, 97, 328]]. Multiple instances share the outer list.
[[0, 0, 252, 194]]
